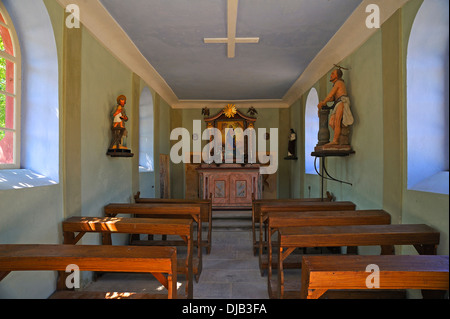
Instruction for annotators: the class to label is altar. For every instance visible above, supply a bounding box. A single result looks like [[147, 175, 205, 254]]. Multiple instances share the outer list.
[[197, 105, 262, 209], [198, 163, 262, 209]]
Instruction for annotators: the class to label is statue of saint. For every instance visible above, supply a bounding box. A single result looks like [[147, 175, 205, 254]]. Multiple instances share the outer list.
[[317, 68, 354, 148], [109, 95, 129, 151]]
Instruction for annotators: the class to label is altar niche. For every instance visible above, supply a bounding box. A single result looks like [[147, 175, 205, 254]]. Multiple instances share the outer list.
[[205, 105, 257, 164], [170, 106, 278, 175]]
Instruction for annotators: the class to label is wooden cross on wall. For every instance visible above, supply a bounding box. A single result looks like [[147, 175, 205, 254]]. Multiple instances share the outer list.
[[204, 0, 260, 58]]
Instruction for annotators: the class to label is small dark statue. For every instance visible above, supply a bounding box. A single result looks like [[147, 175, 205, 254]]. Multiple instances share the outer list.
[[202, 107, 210, 117], [247, 106, 258, 116], [285, 128, 298, 160]]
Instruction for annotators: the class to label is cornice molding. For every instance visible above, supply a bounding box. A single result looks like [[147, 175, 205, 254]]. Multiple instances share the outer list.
[[173, 99, 289, 109]]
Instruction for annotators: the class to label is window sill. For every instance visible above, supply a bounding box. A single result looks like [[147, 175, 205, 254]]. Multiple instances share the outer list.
[[0, 169, 58, 190], [409, 171, 449, 195], [139, 166, 154, 173]]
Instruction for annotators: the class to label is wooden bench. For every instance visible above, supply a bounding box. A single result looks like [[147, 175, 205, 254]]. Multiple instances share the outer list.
[[274, 224, 440, 298], [263, 210, 392, 276], [134, 192, 213, 254], [251, 197, 333, 255], [300, 255, 449, 299], [104, 203, 203, 282], [0, 244, 177, 299], [62, 216, 194, 298], [256, 201, 356, 257]]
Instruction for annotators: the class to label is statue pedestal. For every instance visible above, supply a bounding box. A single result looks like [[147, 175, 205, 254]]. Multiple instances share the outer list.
[[315, 107, 353, 152], [315, 144, 353, 152], [107, 148, 134, 157], [316, 108, 331, 148]]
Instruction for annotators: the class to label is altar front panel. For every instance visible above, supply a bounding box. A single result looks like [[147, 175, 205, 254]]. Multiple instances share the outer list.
[[198, 164, 261, 209]]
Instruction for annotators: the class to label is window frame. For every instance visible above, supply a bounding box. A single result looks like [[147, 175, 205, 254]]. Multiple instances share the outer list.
[[0, 1, 21, 169]]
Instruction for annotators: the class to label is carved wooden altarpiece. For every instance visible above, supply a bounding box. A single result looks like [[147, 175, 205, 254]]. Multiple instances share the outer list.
[[197, 105, 262, 209]]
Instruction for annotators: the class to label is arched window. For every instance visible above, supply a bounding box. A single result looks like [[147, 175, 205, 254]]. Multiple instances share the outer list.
[[0, 0, 59, 188], [305, 88, 319, 174], [139, 87, 154, 171], [0, 3, 20, 168], [407, 0, 449, 194]]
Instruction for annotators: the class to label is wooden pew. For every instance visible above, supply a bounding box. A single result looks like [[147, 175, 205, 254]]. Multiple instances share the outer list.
[[251, 196, 333, 255], [274, 224, 440, 299], [300, 255, 449, 299], [263, 210, 392, 277], [62, 216, 194, 299], [104, 203, 203, 282], [134, 192, 213, 254], [0, 244, 177, 299], [256, 201, 356, 257]]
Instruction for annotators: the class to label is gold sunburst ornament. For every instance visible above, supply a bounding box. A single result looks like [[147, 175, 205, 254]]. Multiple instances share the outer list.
[[224, 104, 237, 118]]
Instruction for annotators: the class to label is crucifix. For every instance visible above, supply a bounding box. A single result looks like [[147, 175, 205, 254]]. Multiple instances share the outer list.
[[204, 0, 260, 58]]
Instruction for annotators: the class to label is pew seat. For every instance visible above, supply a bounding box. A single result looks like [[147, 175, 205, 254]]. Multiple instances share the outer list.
[[0, 244, 178, 299], [261, 209, 391, 274], [254, 201, 356, 255], [62, 216, 195, 298], [272, 224, 440, 298], [104, 203, 203, 283], [300, 255, 449, 299], [134, 192, 213, 254]]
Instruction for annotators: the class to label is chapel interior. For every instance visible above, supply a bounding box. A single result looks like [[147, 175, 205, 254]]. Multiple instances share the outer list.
[[0, 0, 448, 300]]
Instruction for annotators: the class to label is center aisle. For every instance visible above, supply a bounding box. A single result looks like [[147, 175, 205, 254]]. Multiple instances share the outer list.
[[194, 229, 268, 299]]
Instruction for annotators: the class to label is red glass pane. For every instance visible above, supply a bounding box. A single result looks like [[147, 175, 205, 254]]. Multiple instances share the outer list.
[[1, 94, 14, 130], [0, 24, 14, 56], [0, 58, 14, 94], [0, 130, 14, 164]]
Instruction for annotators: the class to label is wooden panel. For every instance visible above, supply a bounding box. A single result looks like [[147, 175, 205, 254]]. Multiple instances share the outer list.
[[63, 217, 192, 236], [0, 244, 176, 273], [279, 224, 440, 247], [230, 174, 253, 206], [301, 255, 449, 299], [198, 164, 261, 209], [269, 210, 391, 228]]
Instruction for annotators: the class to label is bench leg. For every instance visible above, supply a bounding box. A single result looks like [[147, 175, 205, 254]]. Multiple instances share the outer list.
[[381, 245, 395, 255], [57, 271, 70, 291], [167, 273, 176, 299], [102, 233, 112, 245], [186, 236, 194, 299]]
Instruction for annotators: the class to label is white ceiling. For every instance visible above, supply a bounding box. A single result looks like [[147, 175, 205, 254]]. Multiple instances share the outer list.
[[98, 0, 361, 100]]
